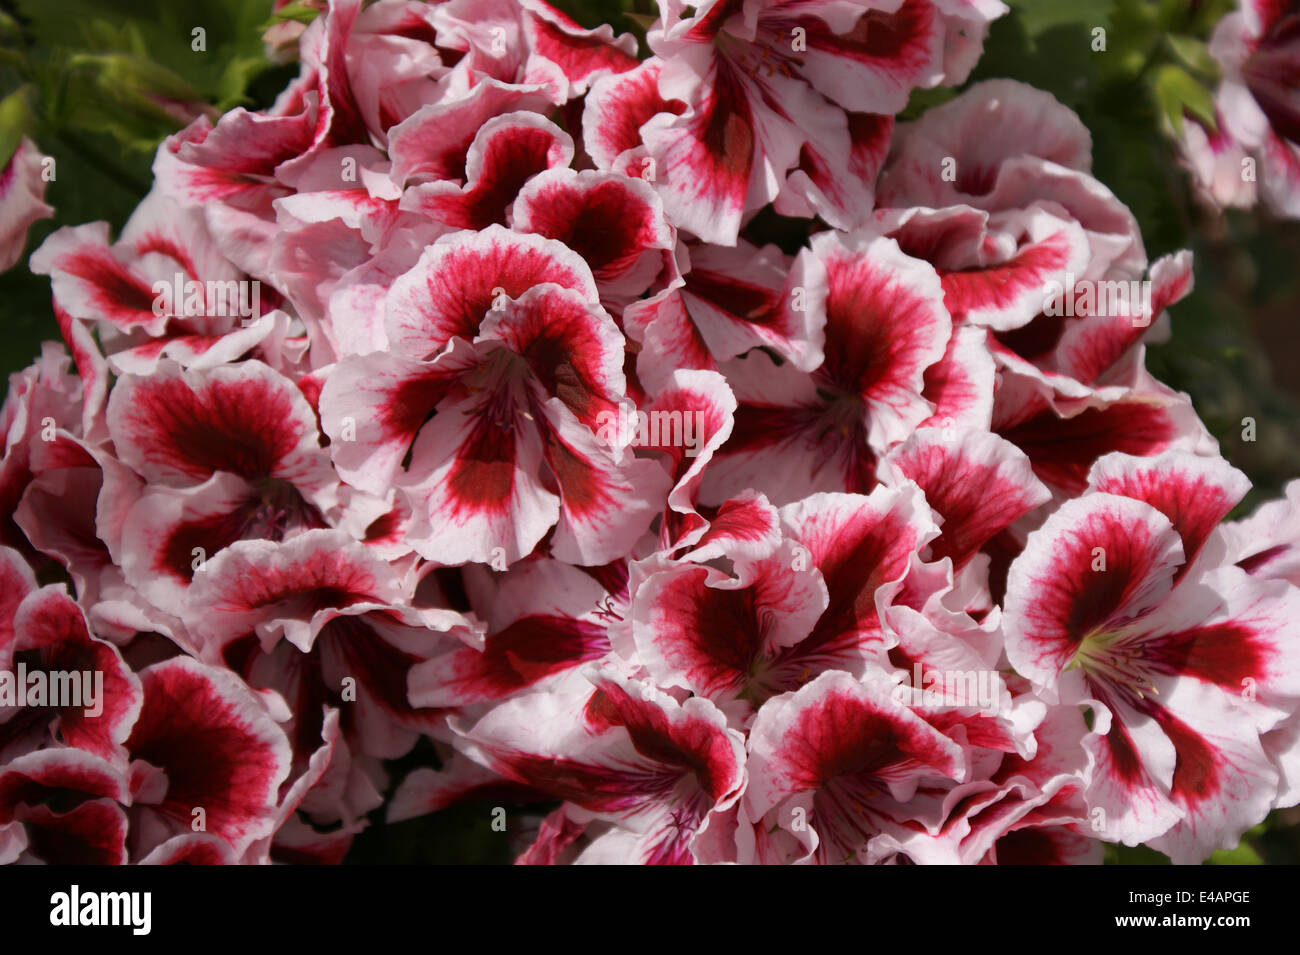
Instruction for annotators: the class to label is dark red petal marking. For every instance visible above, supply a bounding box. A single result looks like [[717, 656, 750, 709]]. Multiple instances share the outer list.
[[117, 373, 309, 483], [126, 661, 286, 848], [20, 801, 128, 865], [939, 230, 1075, 323], [999, 403, 1178, 495], [420, 614, 608, 704], [526, 10, 638, 82], [1148, 622, 1268, 689], [592, 678, 740, 803], [447, 412, 519, 515]]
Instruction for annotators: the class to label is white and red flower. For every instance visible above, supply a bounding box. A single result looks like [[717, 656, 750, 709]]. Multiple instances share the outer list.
[[0, 139, 54, 273], [1004, 454, 1300, 860], [1203, 0, 1300, 218]]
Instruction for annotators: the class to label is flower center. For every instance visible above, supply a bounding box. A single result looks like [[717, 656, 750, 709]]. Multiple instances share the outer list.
[[1070, 628, 1161, 703]]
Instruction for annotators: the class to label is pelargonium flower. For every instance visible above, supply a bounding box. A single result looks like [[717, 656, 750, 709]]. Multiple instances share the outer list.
[[0, 543, 321, 864], [453, 666, 747, 864], [1003, 452, 1300, 861], [1206, 0, 1300, 218], [1176, 107, 1260, 213], [0, 139, 54, 273], [640, 0, 1006, 243]]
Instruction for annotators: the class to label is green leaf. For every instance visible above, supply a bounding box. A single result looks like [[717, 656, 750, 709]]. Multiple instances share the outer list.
[[0, 85, 34, 169], [1151, 63, 1215, 134], [260, 2, 325, 29], [0, 10, 21, 41], [1206, 842, 1263, 865], [899, 84, 957, 122], [1156, 0, 1191, 30], [14, 0, 276, 108], [1166, 34, 1218, 79], [1105, 843, 1172, 864], [69, 52, 204, 104], [1005, 0, 1116, 38]]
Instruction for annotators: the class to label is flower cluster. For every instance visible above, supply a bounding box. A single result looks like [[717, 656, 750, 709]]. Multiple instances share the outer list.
[[1178, 0, 1300, 217], [4, 0, 1300, 865]]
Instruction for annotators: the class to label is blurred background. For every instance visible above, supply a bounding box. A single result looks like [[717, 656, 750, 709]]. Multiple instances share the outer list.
[[1, 0, 1297, 863]]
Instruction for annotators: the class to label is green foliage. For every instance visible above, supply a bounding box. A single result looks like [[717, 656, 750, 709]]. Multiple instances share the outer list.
[[13, 0, 273, 111], [1152, 63, 1215, 134], [0, 82, 31, 165], [1105, 842, 1170, 864], [0, 0, 286, 379], [972, 0, 1300, 507], [1207, 842, 1264, 865], [261, 2, 325, 30]]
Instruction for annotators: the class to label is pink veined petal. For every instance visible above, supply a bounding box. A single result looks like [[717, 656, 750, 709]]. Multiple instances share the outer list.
[[1223, 479, 1300, 588], [775, 486, 939, 680], [0, 749, 130, 865], [697, 350, 860, 507], [919, 323, 995, 431], [630, 541, 828, 703], [152, 106, 314, 209], [880, 427, 1050, 571], [1003, 493, 1185, 687], [539, 398, 671, 566], [400, 112, 574, 229], [745, 669, 967, 865], [636, 368, 737, 533], [388, 752, 549, 823], [582, 60, 686, 172], [453, 667, 745, 863], [776, 111, 893, 231], [29, 223, 170, 337], [0, 748, 129, 818], [105, 313, 282, 378], [0, 546, 38, 662], [674, 489, 782, 563], [11, 585, 143, 761], [117, 470, 333, 621], [400, 374, 560, 567], [385, 224, 598, 359], [1142, 678, 1281, 863], [878, 78, 1094, 205], [387, 79, 552, 187], [512, 168, 675, 305], [478, 283, 626, 431], [408, 610, 609, 708], [513, 803, 594, 864], [1054, 250, 1195, 385], [809, 228, 952, 449], [319, 351, 460, 495], [521, 0, 640, 97], [1087, 450, 1250, 577], [0, 139, 54, 271], [686, 239, 824, 370], [781, 0, 946, 115], [138, 832, 239, 865], [220, 602, 474, 763], [994, 376, 1212, 497], [275, 0, 371, 182], [125, 656, 293, 859], [940, 212, 1092, 330], [624, 281, 717, 396], [184, 529, 407, 653], [641, 52, 759, 246], [106, 359, 333, 495]]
